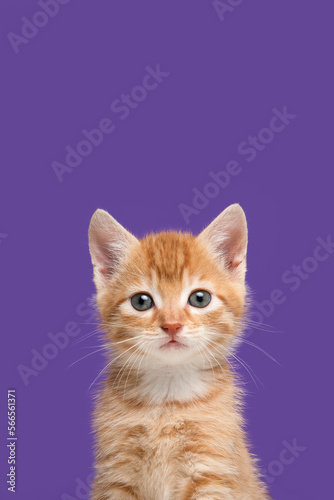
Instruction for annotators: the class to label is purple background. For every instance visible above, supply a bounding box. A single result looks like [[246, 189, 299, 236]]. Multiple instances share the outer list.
[[1, 1, 333, 498]]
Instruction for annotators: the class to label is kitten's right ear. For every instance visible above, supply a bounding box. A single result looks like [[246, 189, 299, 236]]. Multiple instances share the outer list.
[[88, 209, 138, 291], [198, 204, 248, 282]]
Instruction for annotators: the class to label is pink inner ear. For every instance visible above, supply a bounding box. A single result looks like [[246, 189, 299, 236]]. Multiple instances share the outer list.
[[221, 232, 246, 274], [89, 224, 117, 286], [97, 265, 107, 276], [91, 239, 110, 270], [92, 241, 118, 278], [231, 256, 243, 268]]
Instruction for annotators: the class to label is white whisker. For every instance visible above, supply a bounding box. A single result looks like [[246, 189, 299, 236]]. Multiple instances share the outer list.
[[241, 339, 280, 366], [68, 348, 105, 369], [87, 341, 141, 394]]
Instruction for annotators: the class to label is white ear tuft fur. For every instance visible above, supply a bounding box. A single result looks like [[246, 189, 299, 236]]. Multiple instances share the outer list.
[[88, 209, 138, 290], [198, 204, 248, 281]]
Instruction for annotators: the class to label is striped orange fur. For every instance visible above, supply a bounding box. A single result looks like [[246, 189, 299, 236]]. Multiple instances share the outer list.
[[88, 204, 271, 500]]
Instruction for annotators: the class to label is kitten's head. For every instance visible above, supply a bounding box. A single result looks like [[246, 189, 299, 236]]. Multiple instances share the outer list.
[[88, 204, 248, 369]]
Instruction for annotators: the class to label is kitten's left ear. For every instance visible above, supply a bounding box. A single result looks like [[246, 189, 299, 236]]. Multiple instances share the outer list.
[[198, 204, 248, 281]]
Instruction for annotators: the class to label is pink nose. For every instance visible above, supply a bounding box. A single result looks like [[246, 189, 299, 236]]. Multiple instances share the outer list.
[[161, 322, 183, 339]]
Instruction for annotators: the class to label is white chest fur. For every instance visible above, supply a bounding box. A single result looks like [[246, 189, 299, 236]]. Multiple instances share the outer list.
[[138, 364, 210, 404]]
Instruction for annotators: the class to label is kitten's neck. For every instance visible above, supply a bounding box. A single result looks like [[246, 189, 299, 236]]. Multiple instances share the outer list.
[[108, 360, 231, 405]]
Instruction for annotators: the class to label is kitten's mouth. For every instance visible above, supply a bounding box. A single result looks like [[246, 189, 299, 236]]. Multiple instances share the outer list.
[[160, 339, 186, 349]]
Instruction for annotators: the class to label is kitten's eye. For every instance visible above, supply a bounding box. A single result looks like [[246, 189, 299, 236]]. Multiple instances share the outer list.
[[188, 290, 211, 308], [131, 293, 154, 311]]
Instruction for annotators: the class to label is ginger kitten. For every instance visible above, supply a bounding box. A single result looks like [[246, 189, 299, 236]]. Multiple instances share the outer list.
[[88, 204, 270, 500]]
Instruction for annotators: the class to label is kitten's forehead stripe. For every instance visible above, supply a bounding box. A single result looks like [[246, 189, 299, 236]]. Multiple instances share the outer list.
[[141, 232, 193, 282]]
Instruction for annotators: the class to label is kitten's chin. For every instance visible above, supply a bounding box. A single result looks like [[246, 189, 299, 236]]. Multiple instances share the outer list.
[[149, 340, 197, 366]]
